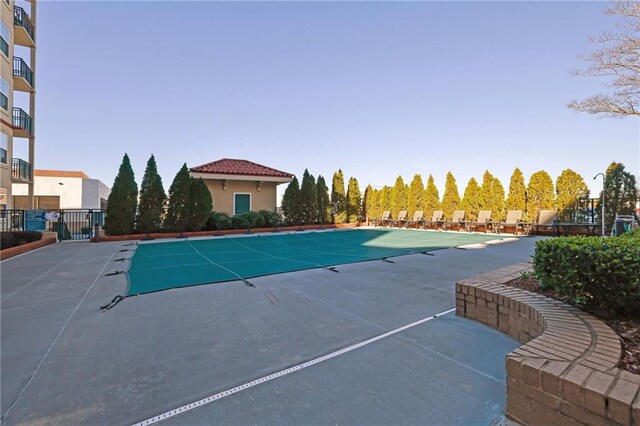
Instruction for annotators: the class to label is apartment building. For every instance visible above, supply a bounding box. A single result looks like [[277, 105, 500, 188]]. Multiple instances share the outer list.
[[0, 0, 36, 209]]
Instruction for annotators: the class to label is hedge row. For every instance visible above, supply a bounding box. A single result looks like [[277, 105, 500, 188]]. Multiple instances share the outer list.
[[532, 231, 640, 318], [204, 210, 282, 231], [0, 231, 43, 250]]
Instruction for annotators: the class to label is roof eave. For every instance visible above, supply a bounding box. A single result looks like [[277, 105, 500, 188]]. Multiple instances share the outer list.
[[190, 172, 293, 183]]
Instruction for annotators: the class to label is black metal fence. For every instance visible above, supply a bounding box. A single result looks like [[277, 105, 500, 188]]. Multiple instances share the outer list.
[[0, 209, 26, 232], [0, 209, 106, 240], [558, 197, 600, 223]]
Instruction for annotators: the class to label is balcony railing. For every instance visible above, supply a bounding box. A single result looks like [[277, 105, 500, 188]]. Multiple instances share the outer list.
[[14, 6, 35, 43], [13, 107, 33, 135], [13, 57, 34, 88], [12, 158, 32, 182]]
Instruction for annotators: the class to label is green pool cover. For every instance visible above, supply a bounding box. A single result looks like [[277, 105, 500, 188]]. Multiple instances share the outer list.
[[126, 229, 507, 296]]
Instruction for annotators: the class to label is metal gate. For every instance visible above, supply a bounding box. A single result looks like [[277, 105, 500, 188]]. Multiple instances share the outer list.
[[45, 209, 106, 240]]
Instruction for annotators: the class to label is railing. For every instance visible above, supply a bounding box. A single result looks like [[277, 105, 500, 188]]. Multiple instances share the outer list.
[[13, 57, 34, 87], [12, 158, 32, 181], [45, 209, 107, 240], [12, 107, 33, 135], [558, 196, 600, 223], [14, 6, 34, 42], [0, 209, 26, 232]]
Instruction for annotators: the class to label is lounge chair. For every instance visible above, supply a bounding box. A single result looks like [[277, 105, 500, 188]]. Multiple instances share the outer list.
[[422, 210, 444, 230], [390, 210, 408, 228], [372, 211, 391, 227], [463, 210, 492, 233], [406, 210, 424, 229], [533, 209, 558, 235], [492, 210, 529, 235], [443, 210, 465, 231]]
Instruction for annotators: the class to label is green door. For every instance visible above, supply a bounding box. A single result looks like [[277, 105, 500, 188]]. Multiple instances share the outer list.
[[234, 194, 251, 215]]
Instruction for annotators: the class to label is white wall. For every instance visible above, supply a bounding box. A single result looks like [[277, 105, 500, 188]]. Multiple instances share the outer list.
[[12, 176, 111, 209], [82, 179, 110, 209]]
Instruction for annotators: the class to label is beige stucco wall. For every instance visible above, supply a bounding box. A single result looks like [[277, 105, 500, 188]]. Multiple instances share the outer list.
[[202, 179, 279, 215]]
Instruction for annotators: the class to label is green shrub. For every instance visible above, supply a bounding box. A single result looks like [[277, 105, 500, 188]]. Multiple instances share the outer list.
[[533, 236, 640, 318], [620, 228, 640, 239], [231, 212, 264, 230], [204, 212, 232, 231], [1, 231, 43, 250], [257, 210, 281, 228]]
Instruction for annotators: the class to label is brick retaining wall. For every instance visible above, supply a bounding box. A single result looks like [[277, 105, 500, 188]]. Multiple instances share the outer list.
[[456, 262, 640, 425], [0, 237, 57, 261], [92, 223, 361, 242]]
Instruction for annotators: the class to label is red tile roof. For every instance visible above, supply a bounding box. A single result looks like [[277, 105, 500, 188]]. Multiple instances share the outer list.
[[35, 169, 90, 179], [190, 158, 293, 179]]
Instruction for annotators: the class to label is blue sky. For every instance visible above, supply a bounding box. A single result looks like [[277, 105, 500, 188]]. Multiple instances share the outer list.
[[21, 1, 639, 200]]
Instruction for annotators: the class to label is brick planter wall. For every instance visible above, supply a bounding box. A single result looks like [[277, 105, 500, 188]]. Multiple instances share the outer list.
[[0, 237, 57, 261], [456, 263, 640, 426], [92, 222, 361, 243]]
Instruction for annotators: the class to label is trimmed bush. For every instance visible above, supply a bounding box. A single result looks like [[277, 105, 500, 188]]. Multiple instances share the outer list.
[[1, 231, 42, 250], [257, 210, 281, 228], [620, 228, 640, 239], [204, 212, 232, 231], [232, 212, 264, 230], [533, 236, 640, 318]]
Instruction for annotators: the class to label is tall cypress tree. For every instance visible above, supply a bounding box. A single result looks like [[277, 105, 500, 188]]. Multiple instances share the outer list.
[[165, 163, 193, 232], [137, 154, 166, 234], [370, 189, 381, 221], [441, 172, 461, 219], [379, 186, 392, 214], [282, 176, 302, 225], [478, 170, 505, 219], [185, 178, 212, 231], [300, 169, 318, 224], [316, 175, 331, 224], [556, 169, 590, 222], [460, 178, 482, 221], [480, 170, 495, 212], [602, 162, 638, 228], [331, 170, 347, 224], [407, 174, 425, 219], [491, 177, 506, 221], [362, 185, 376, 222], [526, 170, 555, 222], [423, 174, 440, 218], [105, 153, 138, 235], [506, 167, 526, 214], [346, 177, 361, 223], [391, 175, 406, 217]]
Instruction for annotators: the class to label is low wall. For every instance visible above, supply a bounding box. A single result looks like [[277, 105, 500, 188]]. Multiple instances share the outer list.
[[0, 237, 57, 261], [456, 263, 640, 426], [92, 223, 361, 242]]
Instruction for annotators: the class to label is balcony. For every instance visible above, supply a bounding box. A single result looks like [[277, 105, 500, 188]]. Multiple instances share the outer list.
[[12, 158, 32, 183], [12, 107, 33, 138], [13, 57, 34, 92], [14, 6, 35, 48]]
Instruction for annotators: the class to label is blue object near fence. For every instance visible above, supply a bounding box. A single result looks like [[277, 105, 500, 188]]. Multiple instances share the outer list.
[[25, 209, 46, 231]]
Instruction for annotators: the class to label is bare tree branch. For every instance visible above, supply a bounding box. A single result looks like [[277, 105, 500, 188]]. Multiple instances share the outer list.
[[569, 1, 640, 118]]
